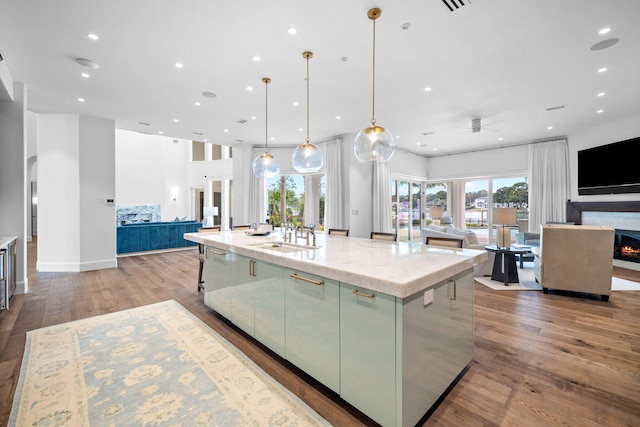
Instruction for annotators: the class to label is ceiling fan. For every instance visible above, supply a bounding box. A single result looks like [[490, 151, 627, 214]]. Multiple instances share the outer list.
[[461, 118, 503, 133]]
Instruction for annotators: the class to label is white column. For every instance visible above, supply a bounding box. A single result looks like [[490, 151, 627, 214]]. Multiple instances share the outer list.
[[37, 114, 116, 272]]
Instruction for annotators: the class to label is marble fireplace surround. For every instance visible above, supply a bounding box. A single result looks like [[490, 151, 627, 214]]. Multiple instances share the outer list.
[[567, 201, 640, 271]]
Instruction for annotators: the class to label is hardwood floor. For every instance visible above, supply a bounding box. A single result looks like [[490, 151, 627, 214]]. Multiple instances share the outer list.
[[1, 240, 639, 426]]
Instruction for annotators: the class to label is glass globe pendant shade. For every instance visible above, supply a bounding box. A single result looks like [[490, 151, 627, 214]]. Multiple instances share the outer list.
[[354, 124, 395, 163], [252, 151, 280, 179], [292, 142, 323, 173]]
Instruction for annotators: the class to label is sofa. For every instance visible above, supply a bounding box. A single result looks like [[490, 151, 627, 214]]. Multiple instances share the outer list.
[[422, 216, 493, 276], [117, 220, 202, 254], [532, 224, 614, 301]]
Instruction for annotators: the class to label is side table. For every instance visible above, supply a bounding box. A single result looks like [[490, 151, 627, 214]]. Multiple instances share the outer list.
[[484, 245, 531, 286]]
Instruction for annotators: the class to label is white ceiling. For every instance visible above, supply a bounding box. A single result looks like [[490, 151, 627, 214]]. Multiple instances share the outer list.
[[1, 0, 639, 157]]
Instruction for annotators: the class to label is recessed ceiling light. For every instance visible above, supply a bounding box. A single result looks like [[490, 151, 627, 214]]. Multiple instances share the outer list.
[[173, 119, 179, 123], [424, 87, 432, 92], [158, 131, 164, 134], [416, 142, 426, 146], [203, 138, 208, 142], [341, 57, 348, 62], [298, 128, 303, 132], [336, 116, 341, 120], [590, 38, 619, 51], [498, 137, 503, 141], [251, 116, 257, 120], [597, 92, 605, 97], [288, 27, 297, 35], [81, 72, 90, 78], [547, 126, 553, 130], [77, 97, 85, 102], [270, 137, 275, 141], [598, 67, 608, 73], [224, 129, 229, 133], [293, 101, 299, 106], [202, 91, 217, 98], [246, 86, 253, 91], [75, 58, 99, 69], [175, 62, 184, 68], [599, 27, 611, 35], [194, 102, 201, 106], [597, 109, 604, 113], [433, 148, 438, 152], [252, 56, 261, 62], [87, 33, 99, 40]]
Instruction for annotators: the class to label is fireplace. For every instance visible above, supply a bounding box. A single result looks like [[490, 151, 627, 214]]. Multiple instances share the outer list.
[[567, 201, 640, 271], [615, 229, 640, 263]]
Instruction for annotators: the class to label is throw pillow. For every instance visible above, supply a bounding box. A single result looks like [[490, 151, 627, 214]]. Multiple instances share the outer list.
[[428, 224, 449, 232], [447, 228, 479, 245]]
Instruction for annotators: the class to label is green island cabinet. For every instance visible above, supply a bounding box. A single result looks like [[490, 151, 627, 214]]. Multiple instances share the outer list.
[[202, 245, 473, 427]]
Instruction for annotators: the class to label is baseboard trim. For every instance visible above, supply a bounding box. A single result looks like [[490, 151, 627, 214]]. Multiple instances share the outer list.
[[36, 258, 118, 272]]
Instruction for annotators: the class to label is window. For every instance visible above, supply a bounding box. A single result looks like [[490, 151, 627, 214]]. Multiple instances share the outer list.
[[267, 174, 325, 229], [463, 176, 528, 244], [392, 178, 426, 241]]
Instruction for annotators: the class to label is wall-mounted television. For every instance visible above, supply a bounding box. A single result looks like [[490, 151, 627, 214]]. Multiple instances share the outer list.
[[578, 136, 640, 195]]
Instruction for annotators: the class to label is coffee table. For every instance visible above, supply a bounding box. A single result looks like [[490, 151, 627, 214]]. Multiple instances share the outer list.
[[484, 245, 532, 286]]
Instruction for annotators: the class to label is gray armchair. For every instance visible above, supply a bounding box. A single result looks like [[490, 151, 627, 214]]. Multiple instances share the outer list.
[[533, 224, 614, 301]]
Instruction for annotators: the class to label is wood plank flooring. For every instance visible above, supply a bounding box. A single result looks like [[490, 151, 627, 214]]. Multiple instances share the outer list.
[[1, 240, 639, 426]]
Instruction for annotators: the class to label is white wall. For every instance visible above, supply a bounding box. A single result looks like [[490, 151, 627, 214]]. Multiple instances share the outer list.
[[115, 130, 191, 221], [37, 114, 116, 272], [567, 112, 640, 203], [426, 144, 529, 181], [0, 82, 27, 293]]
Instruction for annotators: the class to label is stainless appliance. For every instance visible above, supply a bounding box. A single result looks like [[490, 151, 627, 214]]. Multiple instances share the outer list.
[[1, 240, 16, 310]]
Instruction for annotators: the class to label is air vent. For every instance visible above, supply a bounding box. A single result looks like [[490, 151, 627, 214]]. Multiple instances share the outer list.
[[422, 131, 434, 136], [192, 131, 203, 136], [138, 121, 151, 126], [237, 119, 248, 124], [546, 104, 567, 111], [235, 139, 244, 143], [202, 91, 217, 98], [441, 0, 467, 12]]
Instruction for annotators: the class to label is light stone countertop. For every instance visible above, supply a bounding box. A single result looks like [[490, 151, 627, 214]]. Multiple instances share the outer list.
[[185, 230, 487, 299], [0, 236, 18, 248]]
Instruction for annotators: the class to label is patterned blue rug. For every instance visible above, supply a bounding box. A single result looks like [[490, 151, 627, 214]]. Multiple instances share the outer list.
[[10, 300, 330, 426]]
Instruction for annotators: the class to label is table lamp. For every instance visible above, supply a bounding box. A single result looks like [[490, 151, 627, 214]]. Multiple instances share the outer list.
[[493, 207, 517, 248], [203, 206, 218, 227], [429, 206, 443, 225]]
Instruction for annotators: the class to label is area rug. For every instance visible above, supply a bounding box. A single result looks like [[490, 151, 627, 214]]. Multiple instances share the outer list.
[[475, 266, 640, 291], [9, 300, 330, 426]]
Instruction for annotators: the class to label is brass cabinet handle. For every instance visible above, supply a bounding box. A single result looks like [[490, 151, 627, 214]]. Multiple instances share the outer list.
[[353, 290, 375, 299], [449, 279, 457, 300], [249, 259, 256, 277], [290, 273, 324, 286], [206, 247, 227, 258]]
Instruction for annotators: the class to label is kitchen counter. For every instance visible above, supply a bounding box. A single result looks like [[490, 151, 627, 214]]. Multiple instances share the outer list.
[[185, 229, 484, 426], [184, 230, 487, 298]]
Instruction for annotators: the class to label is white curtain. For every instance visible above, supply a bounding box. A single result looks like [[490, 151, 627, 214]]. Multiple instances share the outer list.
[[528, 139, 569, 232], [247, 148, 266, 226], [373, 161, 392, 233], [324, 138, 344, 230]]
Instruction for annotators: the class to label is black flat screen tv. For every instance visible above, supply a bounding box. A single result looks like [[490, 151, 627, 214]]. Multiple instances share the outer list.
[[577, 136, 640, 195]]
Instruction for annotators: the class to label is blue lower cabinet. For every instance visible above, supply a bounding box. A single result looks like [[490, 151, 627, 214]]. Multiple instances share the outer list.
[[116, 221, 202, 254]]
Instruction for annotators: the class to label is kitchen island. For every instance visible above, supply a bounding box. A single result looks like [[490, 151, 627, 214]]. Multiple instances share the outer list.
[[184, 230, 487, 427]]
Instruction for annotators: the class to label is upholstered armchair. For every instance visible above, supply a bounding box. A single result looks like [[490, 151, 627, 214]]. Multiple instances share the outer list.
[[532, 224, 615, 301]]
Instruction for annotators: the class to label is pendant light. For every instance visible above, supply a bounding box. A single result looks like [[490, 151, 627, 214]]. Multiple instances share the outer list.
[[252, 77, 280, 179], [292, 51, 323, 173], [354, 8, 395, 163]]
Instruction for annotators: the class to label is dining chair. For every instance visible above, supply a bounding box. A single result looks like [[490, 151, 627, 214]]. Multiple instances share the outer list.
[[370, 232, 397, 242], [197, 227, 220, 292], [328, 228, 349, 236], [232, 225, 251, 230], [425, 236, 463, 248]]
